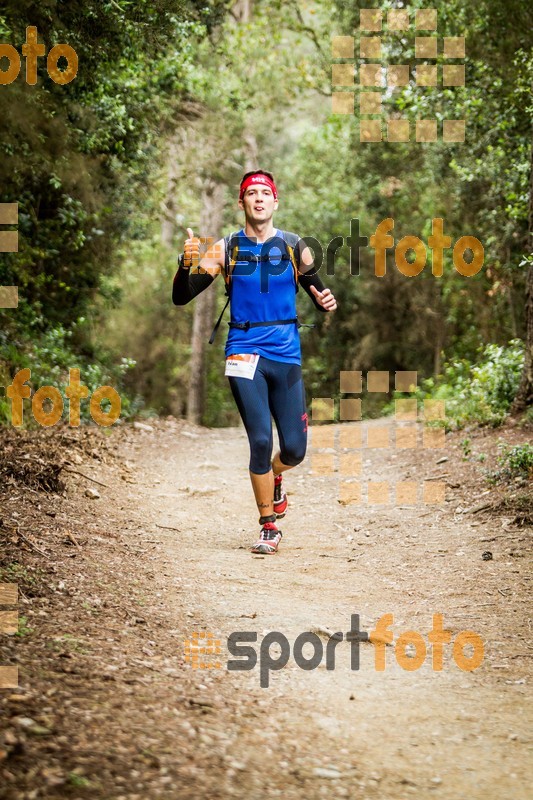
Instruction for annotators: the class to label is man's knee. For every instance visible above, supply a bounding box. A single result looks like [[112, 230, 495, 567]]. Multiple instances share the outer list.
[[250, 435, 272, 472], [280, 439, 307, 467]]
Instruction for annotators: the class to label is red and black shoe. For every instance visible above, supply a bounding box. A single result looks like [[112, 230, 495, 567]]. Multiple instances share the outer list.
[[273, 474, 288, 519], [251, 521, 282, 554]]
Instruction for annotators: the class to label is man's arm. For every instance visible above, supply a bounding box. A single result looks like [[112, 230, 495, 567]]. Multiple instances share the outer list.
[[297, 242, 337, 312], [172, 231, 225, 306]]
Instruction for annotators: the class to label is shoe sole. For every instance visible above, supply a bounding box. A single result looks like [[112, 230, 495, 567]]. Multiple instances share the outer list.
[[251, 544, 279, 554]]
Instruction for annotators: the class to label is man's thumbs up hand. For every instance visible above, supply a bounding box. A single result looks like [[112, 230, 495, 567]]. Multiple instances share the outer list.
[[183, 227, 201, 269], [310, 284, 337, 311]]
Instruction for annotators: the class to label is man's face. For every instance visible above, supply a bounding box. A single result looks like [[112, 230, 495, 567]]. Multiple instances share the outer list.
[[239, 184, 278, 222]]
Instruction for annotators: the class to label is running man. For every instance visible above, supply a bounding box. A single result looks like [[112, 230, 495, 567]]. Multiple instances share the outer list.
[[173, 170, 337, 554]]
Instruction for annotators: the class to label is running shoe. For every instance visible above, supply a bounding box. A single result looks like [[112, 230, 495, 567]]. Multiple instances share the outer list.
[[273, 474, 288, 519], [251, 522, 282, 554]]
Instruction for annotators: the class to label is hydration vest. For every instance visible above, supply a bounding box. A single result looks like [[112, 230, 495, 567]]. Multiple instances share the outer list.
[[209, 229, 313, 344]]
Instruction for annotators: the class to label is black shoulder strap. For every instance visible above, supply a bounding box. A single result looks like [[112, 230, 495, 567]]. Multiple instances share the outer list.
[[208, 296, 229, 345], [209, 230, 305, 344], [280, 230, 301, 254], [278, 230, 301, 290], [209, 232, 238, 345], [224, 231, 240, 289]]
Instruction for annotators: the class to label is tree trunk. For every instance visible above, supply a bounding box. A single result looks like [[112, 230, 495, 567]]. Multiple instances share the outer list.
[[186, 180, 225, 424], [511, 127, 533, 412], [243, 130, 258, 171], [233, 0, 254, 23], [506, 246, 518, 338], [236, 1, 258, 172], [161, 134, 183, 248], [432, 280, 445, 377], [187, 0, 257, 424]]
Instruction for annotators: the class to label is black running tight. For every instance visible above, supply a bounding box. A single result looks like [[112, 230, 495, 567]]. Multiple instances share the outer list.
[[227, 356, 308, 474]]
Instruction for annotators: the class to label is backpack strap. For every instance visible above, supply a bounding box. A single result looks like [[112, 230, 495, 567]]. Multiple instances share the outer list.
[[209, 232, 238, 345], [279, 230, 301, 290], [209, 296, 230, 345], [223, 231, 240, 291], [208, 230, 308, 344], [279, 231, 316, 328]]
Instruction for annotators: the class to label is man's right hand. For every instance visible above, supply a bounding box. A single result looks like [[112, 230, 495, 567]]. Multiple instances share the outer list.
[[183, 227, 201, 269]]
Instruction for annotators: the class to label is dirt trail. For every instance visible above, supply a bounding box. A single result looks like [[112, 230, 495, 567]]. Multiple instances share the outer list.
[[1, 417, 531, 799], [113, 418, 531, 799]]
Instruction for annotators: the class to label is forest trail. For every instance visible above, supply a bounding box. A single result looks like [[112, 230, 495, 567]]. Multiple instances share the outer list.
[[1, 417, 531, 799], [108, 417, 531, 799]]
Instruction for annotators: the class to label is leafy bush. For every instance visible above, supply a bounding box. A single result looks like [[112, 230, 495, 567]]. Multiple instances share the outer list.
[[0, 322, 141, 427], [385, 340, 525, 430], [495, 443, 533, 480]]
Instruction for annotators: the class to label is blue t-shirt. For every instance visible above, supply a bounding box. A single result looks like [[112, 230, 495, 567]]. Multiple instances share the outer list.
[[224, 228, 301, 365]]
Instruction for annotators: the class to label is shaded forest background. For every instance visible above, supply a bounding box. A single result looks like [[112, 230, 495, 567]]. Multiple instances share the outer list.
[[0, 0, 532, 430]]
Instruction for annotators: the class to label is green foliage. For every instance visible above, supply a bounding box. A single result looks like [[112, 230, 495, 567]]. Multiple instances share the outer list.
[[15, 615, 33, 638], [275, 0, 531, 409], [394, 340, 525, 429], [67, 773, 93, 789], [0, 1, 204, 330], [1, 0, 530, 425], [0, 563, 44, 588], [521, 406, 533, 426], [0, 322, 140, 426], [100, 240, 194, 418], [0, 0, 216, 427], [203, 345, 242, 428], [461, 438, 472, 458]]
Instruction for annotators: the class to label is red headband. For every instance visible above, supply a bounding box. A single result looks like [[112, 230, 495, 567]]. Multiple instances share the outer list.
[[239, 173, 278, 201]]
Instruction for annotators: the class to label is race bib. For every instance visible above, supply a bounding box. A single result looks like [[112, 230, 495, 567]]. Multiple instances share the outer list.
[[225, 353, 260, 380]]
